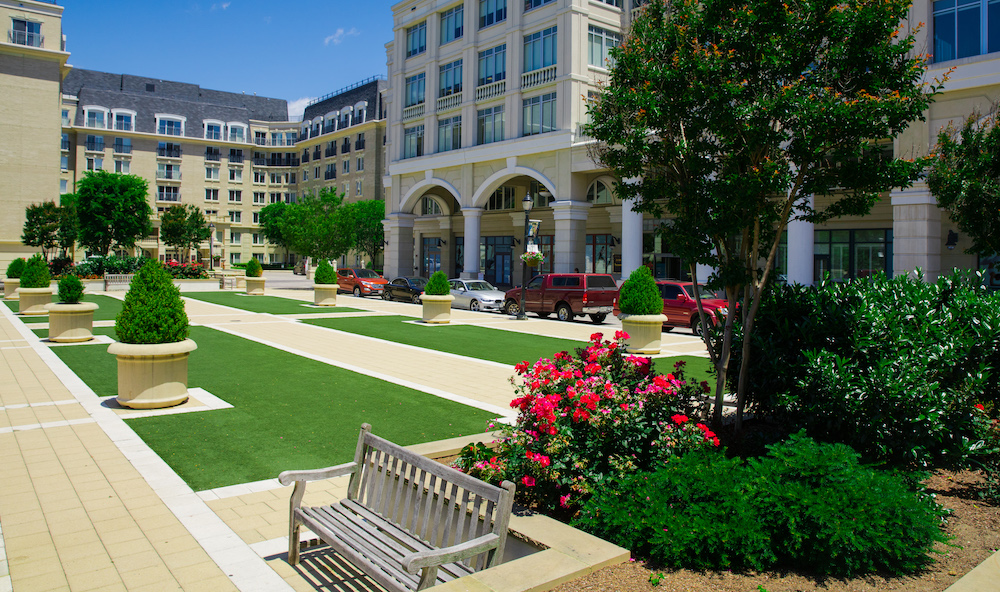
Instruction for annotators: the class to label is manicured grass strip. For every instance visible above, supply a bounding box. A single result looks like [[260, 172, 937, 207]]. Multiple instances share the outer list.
[[50, 326, 494, 491], [303, 315, 589, 366], [658, 355, 714, 388], [3, 294, 123, 323], [182, 291, 365, 315]]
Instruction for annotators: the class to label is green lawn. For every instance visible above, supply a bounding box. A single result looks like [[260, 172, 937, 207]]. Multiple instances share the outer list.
[[51, 326, 495, 491], [182, 291, 365, 315], [3, 294, 124, 323]]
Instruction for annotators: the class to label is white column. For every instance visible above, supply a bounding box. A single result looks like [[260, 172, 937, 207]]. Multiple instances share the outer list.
[[552, 200, 591, 273], [461, 207, 482, 278], [384, 213, 415, 279], [620, 198, 643, 280], [891, 183, 941, 281], [786, 195, 814, 285]]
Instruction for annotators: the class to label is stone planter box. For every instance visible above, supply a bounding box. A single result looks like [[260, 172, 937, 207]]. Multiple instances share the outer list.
[[621, 313, 668, 354], [4, 278, 19, 300], [108, 339, 197, 409], [246, 277, 266, 295], [17, 286, 53, 315], [421, 294, 455, 324], [45, 301, 99, 342], [314, 284, 338, 306]]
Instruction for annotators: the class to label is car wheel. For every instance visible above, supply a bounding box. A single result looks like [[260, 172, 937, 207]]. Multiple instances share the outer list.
[[691, 317, 704, 336], [556, 303, 572, 322], [382, 289, 392, 301], [590, 313, 607, 324], [411, 293, 421, 304], [504, 300, 519, 315], [353, 286, 362, 298], [470, 300, 480, 312]]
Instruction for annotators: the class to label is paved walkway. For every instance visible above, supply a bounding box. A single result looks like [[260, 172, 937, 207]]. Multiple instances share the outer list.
[[0, 284, 708, 592]]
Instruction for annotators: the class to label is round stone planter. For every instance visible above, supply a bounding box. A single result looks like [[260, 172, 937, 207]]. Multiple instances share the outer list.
[[17, 286, 53, 315], [246, 277, 266, 295], [45, 301, 99, 342], [108, 339, 197, 409], [621, 314, 668, 354], [421, 294, 455, 324], [4, 277, 19, 300], [314, 283, 338, 306]]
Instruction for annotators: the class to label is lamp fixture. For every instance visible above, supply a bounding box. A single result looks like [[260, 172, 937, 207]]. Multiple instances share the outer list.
[[946, 230, 959, 250], [522, 193, 533, 213], [437, 238, 447, 246]]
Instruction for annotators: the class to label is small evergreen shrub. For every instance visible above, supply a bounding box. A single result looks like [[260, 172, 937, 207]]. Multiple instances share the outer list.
[[19, 255, 51, 288], [115, 259, 188, 344], [314, 260, 336, 284], [57, 275, 85, 304], [575, 432, 950, 577], [617, 266, 663, 315], [6, 258, 25, 279], [424, 271, 451, 295], [245, 257, 263, 277]]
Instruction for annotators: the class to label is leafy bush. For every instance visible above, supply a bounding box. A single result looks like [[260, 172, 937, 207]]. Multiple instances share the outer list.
[[115, 259, 188, 344], [57, 275, 85, 303], [575, 432, 950, 577], [73, 255, 147, 277], [49, 256, 74, 277], [424, 271, 450, 295], [314, 260, 336, 284], [19, 255, 51, 288], [162, 260, 208, 279], [6, 258, 25, 279], [722, 271, 1000, 468], [455, 333, 710, 513], [618, 266, 663, 315], [245, 257, 263, 277]]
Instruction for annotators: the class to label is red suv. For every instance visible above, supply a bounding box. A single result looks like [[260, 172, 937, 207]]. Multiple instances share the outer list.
[[615, 280, 730, 335], [336, 268, 388, 297]]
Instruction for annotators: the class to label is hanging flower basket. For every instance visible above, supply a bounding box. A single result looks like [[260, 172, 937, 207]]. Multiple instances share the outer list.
[[520, 251, 545, 267]]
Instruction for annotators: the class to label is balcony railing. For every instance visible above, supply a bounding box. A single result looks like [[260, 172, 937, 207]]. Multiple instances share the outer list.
[[157, 146, 182, 158], [265, 157, 300, 167], [113, 143, 132, 154], [475, 80, 506, 102], [114, 122, 133, 131], [522, 65, 557, 90], [156, 171, 182, 180], [437, 92, 463, 112], [229, 153, 244, 163], [355, 139, 366, 150], [323, 123, 335, 135], [313, 148, 321, 159], [325, 171, 336, 180], [157, 191, 181, 202], [253, 157, 267, 166], [8, 29, 43, 47], [205, 152, 222, 161], [85, 140, 105, 152], [402, 103, 425, 121], [302, 151, 310, 163], [325, 147, 336, 158], [61, 139, 71, 151]]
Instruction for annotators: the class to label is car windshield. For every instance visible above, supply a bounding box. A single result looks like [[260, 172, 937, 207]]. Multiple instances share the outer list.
[[691, 285, 725, 300], [355, 269, 380, 279], [465, 281, 496, 291], [409, 278, 428, 288]]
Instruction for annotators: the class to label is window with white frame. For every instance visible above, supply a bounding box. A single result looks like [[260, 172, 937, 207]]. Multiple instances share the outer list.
[[439, 59, 463, 97], [933, 0, 1000, 62], [523, 26, 557, 73], [62, 109, 70, 126], [60, 154, 68, 170], [85, 107, 108, 129], [85, 134, 104, 151], [115, 159, 130, 174], [524, 0, 555, 10], [406, 21, 427, 58], [113, 110, 135, 131], [479, 0, 507, 28], [587, 180, 613, 204], [158, 186, 180, 202], [229, 167, 242, 182], [228, 123, 247, 143], [253, 192, 265, 204], [253, 233, 263, 245], [206, 166, 220, 180], [588, 25, 621, 68], [254, 170, 266, 184], [206, 188, 219, 201], [158, 163, 180, 179], [478, 45, 506, 85], [441, 5, 464, 45], [485, 186, 515, 210], [113, 137, 132, 154], [60, 179, 68, 193], [10, 19, 42, 47], [231, 232, 241, 245], [205, 121, 223, 140], [523, 92, 557, 136], [343, 159, 350, 174], [230, 210, 242, 223], [404, 125, 425, 159], [477, 105, 504, 144], [302, 169, 309, 182], [422, 197, 443, 215], [156, 115, 185, 136], [405, 73, 426, 108], [230, 252, 241, 264], [253, 211, 261, 224], [229, 190, 242, 203], [270, 192, 282, 204], [438, 116, 462, 152], [357, 156, 364, 171], [87, 157, 103, 171], [595, 0, 622, 6], [353, 181, 361, 196]]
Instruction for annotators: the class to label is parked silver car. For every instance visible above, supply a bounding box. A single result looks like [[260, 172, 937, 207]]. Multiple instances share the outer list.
[[448, 279, 507, 312]]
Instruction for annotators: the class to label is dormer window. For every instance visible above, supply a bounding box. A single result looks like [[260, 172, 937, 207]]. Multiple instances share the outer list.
[[84, 107, 109, 129], [113, 110, 135, 131], [227, 123, 247, 143], [205, 121, 223, 140], [10, 19, 41, 47], [156, 114, 186, 136]]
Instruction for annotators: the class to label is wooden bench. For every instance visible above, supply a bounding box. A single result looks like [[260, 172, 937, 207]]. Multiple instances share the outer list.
[[103, 274, 134, 291], [218, 275, 244, 289], [278, 424, 516, 591]]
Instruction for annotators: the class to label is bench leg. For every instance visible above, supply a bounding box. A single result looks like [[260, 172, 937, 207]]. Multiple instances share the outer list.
[[416, 566, 440, 590], [289, 518, 301, 565]]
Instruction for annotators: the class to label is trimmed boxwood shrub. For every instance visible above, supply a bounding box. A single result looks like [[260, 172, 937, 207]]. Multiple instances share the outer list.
[[575, 432, 950, 577], [19, 255, 51, 289], [6, 258, 25, 279], [424, 270, 450, 295], [57, 275, 85, 304], [617, 266, 663, 315], [245, 257, 263, 278], [314, 260, 336, 284], [115, 259, 188, 344]]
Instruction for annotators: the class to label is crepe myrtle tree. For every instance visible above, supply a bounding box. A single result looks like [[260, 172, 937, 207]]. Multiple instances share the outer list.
[[585, 0, 946, 432]]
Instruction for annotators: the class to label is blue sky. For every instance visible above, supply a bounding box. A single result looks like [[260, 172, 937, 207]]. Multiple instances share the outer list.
[[60, 0, 394, 120]]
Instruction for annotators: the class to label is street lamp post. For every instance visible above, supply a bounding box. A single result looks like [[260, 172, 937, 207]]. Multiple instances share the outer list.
[[208, 222, 215, 271], [517, 194, 533, 320]]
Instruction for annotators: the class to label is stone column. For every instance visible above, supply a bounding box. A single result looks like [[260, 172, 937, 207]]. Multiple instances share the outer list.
[[461, 207, 482, 278], [786, 195, 814, 285], [384, 213, 415, 279], [620, 198, 643, 279], [891, 183, 941, 281], [552, 200, 591, 273]]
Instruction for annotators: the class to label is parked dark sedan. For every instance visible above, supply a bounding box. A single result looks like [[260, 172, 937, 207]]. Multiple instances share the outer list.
[[382, 276, 428, 303]]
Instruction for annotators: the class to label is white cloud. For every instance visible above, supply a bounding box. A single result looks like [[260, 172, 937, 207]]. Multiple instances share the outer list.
[[287, 97, 316, 122], [210, 2, 231, 10], [324, 27, 360, 46]]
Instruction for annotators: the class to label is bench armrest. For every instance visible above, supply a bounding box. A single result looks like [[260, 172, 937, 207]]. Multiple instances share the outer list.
[[401, 533, 501, 573], [278, 461, 358, 486]]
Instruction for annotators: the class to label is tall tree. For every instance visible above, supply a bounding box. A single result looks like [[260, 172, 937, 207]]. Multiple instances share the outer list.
[[926, 106, 1000, 258], [159, 204, 211, 262], [21, 201, 60, 260], [259, 202, 291, 262], [57, 193, 79, 259], [342, 199, 386, 267], [76, 170, 152, 256], [586, 0, 944, 432], [282, 188, 355, 262]]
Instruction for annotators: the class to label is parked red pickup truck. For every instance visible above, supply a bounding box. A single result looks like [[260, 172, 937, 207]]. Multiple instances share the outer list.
[[503, 273, 618, 323]]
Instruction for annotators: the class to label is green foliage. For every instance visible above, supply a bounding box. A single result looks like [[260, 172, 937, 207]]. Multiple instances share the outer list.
[[160, 204, 211, 259], [76, 170, 152, 256], [245, 257, 263, 278], [258, 202, 290, 253], [21, 201, 60, 260], [57, 193, 79, 257], [341, 199, 386, 266], [313, 260, 336, 284], [424, 271, 450, 295], [115, 259, 188, 344], [57, 274, 85, 304], [927, 107, 1000, 257], [19, 254, 51, 289], [575, 433, 950, 577], [282, 188, 355, 261], [6, 258, 25, 279], [722, 271, 1000, 468], [72, 255, 147, 277], [618, 266, 663, 315]]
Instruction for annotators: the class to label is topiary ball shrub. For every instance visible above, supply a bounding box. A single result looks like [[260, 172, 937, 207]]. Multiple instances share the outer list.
[[617, 266, 663, 315], [6, 257, 25, 279], [424, 270, 451, 295], [115, 259, 189, 344], [19, 254, 52, 289], [57, 275, 85, 304], [245, 257, 263, 277], [314, 260, 336, 284]]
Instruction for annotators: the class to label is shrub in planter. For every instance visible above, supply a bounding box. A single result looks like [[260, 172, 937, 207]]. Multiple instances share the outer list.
[[245, 257, 263, 277], [618, 266, 663, 315], [424, 270, 450, 295], [6, 257, 25, 279], [314, 260, 336, 284], [19, 254, 51, 288], [421, 271, 454, 323], [4, 257, 25, 299], [57, 274, 85, 303], [116, 259, 188, 344], [47, 275, 98, 342]]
